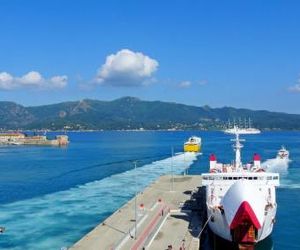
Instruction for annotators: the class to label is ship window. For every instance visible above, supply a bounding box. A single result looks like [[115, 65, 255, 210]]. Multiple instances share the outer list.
[[273, 176, 278, 180], [254, 177, 258, 180], [249, 177, 253, 180], [209, 176, 214, 180], [233, 177, 238, 180], [228, 177, 233, 180], [267, 176, 272, 180], [223, 177, 228, 180]]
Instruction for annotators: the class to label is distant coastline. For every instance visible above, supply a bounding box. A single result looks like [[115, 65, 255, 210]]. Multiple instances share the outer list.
[[1, 128, 298, 133], [1, 97, 300, 131]]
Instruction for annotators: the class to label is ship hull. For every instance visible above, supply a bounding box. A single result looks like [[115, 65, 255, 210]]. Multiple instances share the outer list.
[[207, 205, 276, 243], [205, 179, 277, 244], [184, 144, 201, 152]]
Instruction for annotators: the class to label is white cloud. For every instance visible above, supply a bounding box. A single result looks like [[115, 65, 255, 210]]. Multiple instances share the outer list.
[[177, 80, 207, 88], [178, 80, 192, 88], [197, 80, 208, 86], [0, 71, 68, 90], [49, 75, 68, 89], [289, 84, 300, 92], [96, 49, 158, 87], [288, 77, 300, 92], [0, 72, 15, 90], [17, 71, 44, 85]]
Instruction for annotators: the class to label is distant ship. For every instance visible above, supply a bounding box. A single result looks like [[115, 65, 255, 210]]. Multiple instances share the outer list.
[[183, 136, 201, 152], [224, 125, 261, 135], [224, 118, 261, 135], [202, 129, 279, 247], [276, 146, 289, 160]]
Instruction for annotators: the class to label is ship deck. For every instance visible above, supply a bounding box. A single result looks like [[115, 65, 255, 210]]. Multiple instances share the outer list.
[[70, 175, 205, 250]]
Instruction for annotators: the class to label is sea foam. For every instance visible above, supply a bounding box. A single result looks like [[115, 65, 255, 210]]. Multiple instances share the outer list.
[[261, 157, 290, 173], [0, 152, 198, 250]]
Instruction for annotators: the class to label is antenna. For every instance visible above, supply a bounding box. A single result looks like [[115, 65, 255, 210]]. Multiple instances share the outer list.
[[230, 130, 245, 169], [239, 117, 242, 128]]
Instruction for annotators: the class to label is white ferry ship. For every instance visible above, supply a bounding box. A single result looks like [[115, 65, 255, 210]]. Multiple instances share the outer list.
[[224, 125, 261, 135], [202, 130, 279, 247], [224, 118, 261, 134]]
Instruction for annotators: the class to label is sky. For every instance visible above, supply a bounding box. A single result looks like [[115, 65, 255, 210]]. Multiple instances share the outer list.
[[0, 0, 300, 113]]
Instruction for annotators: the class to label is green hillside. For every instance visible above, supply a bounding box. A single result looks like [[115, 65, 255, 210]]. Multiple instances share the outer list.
[[0, 97, 299, 130]]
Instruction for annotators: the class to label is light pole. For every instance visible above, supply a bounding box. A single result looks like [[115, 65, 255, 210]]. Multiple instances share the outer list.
[[171, 147, 174, 191], [184, 152, 187, 175], [134, 160, 137, 240]]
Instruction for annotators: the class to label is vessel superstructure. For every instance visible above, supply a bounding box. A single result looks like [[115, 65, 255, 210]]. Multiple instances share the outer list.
[[276, 146, 289, 160], [184, 136, 201, 152], [201, 129, 279, 247]]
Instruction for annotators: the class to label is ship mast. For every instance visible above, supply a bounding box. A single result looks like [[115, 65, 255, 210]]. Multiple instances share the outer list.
[[231, 127, 245, 169]]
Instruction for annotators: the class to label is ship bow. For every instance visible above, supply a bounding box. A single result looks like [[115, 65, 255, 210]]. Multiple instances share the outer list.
[[221, 180, 265, 244]]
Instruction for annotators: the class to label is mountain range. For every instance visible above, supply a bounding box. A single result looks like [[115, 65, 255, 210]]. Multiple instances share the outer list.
[[0, 97, 299, 130]]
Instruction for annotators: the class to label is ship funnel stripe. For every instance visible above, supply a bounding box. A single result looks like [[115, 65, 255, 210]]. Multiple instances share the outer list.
[[230, 201, 262, 229], [209, 154, 216, 161], [253, 153, 261, 161]]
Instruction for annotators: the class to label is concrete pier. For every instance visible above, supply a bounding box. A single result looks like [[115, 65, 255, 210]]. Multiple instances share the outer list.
[[70, 175, 204, 250]]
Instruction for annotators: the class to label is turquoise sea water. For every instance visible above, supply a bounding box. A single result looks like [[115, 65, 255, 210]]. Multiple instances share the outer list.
[[0, 131, 299, 249]]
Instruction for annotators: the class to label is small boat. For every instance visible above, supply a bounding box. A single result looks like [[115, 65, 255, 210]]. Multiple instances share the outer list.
[[183, 136, 201, 152], [9, 141, 23, 145], [201, 130, 279, 246], [276, 146, 289, 160]]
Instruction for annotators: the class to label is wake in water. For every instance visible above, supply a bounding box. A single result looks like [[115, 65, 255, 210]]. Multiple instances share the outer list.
[[261, 157, 291, 173], [0, 152, 198, 250], [261, 156, 300, 191]]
